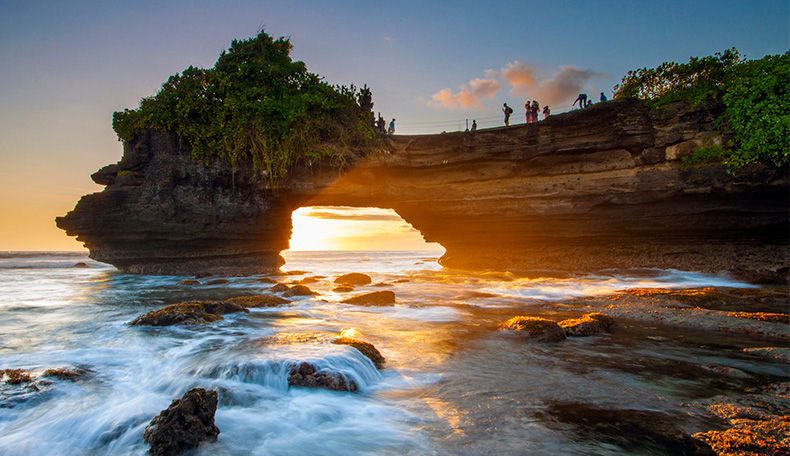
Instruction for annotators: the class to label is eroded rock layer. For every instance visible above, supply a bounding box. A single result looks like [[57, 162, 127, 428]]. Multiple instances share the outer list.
[[57, 99, 788, 279]]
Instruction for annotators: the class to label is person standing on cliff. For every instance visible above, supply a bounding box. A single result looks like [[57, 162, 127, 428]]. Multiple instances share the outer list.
[[531, 100, 540, 122], [388, 118, 395, 134], [524, 101, 531, 123], [543, 105, 551, 119], [600, 92, 607, 102], [573, 93, 587, 109], [503, 103, 513, 126], [470, 120, 477, 132]]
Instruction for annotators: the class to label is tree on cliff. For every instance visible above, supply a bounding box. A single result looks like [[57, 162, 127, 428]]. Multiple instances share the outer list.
[[613, 49, 789, 172], [112, 31, 378, 183]]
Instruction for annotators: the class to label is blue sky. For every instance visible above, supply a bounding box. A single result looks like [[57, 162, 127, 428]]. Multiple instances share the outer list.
[[0, 0, 787, 249]]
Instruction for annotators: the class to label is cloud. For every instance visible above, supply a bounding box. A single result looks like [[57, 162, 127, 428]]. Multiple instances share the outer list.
[[425, 60, 606, 111], [427, 77, 501, 110]]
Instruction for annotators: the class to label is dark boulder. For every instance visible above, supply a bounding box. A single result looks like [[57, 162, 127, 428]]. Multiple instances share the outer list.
[[498, 316, 567, 342], [559, 313, 618, 337], [270, 283, 290, 293], [342, 290, 396, 306], [334, 273, 372, 286], [143, 388, 220, 456], [283, 285, 317, 297], [73, 262, 89, 268], [177, 279, 200, 286], [129, 301, 248, 326], [287, 362, 357, 392], [333, 337, 386, 369], [205, 278, 229, 285]]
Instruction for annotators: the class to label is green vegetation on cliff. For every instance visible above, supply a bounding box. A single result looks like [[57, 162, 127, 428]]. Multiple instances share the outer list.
[[112, 31, 378, 182], [613, 49, 789, 172]]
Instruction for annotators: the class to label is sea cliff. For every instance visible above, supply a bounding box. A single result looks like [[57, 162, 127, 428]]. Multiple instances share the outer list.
[[57, 99, 789, 281]]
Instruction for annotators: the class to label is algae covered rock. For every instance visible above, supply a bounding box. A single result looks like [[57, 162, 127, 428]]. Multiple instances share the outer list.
[[42, 367, 90, 381], [129, 301, 248, 326], [498, 316, 567, 342], [333, 337, 386, 369], [177, 279, 201, 286], [270, 283, 290, 293], [342, 290, 395, 306], [143, 387, 220, 456], [559, 313, 618, 337], [334, 273, 372, 286], [287, 362, 357, 392]]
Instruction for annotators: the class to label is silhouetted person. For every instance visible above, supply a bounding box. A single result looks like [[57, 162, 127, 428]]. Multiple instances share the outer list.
[[531, 100, 539, 122], [503, 103, 513, 126], [573, 93, 587, 109], [470, 119, 477, 132], [388, 118, 395, 134], [600, 92, 607, 102], [524, 101, 531, 123], [377, 113, 386, 133], [543, 105, 551, 119], [585, 99, 592, 108]]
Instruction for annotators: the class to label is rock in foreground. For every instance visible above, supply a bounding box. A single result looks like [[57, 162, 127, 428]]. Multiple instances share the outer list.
[[129, 301, 248, 326], [342, 291, 395, 306], [287, 362, 357, 392], [143, 387, 220, 456], [498, 316, 567, 342], [559, 313, 617, 337], [333, 337, 386, 369]]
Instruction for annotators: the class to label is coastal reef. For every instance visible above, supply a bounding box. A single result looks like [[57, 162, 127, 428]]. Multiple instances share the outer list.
[[57, 99, 788, 279]]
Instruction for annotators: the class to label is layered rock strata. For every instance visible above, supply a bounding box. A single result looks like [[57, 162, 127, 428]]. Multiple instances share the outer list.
[[57, 99, 789, 278]]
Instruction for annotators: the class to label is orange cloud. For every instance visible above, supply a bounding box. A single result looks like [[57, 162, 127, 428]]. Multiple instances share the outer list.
[[428, 77, 501, 110], [502, 62, 606, 107], [501, 61, 540, 94]]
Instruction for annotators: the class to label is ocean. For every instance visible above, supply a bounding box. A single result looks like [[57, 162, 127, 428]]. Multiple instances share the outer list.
[[0, 251, 784, 455]]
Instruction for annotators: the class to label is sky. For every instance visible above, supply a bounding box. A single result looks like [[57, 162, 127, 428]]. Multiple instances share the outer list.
[[0, 0, 787, 251]]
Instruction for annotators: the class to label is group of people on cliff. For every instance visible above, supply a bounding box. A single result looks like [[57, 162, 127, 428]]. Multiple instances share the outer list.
[[501, 92, 608, 126]]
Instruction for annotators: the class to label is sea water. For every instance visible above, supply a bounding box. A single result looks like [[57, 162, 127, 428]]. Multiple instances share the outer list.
[[0, 251, 785, 455]]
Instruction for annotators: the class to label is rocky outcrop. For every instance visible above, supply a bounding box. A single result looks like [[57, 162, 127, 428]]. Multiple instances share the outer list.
[[143, 388, 220, 456], [57, 99, 789, 279], [287, 362, 357, 392], [559, 313, 617, 337], [342, 290, 396, 306], [129, 301, 248, 326]]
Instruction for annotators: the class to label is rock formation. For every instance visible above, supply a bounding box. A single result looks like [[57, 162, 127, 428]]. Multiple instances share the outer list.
[[143, 388, 220, 456], [57, 99, 789, 279]]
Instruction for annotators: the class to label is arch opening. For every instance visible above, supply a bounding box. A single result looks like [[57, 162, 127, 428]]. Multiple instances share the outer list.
[[286, 206, 444, 253]]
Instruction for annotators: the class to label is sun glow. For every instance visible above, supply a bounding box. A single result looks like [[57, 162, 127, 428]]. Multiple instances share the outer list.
[[288, 206, 443, 252]]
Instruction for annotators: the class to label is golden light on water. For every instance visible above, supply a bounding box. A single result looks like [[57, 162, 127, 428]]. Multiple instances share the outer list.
[[340, 328, 363, 339], [288, 206, 444, 252]]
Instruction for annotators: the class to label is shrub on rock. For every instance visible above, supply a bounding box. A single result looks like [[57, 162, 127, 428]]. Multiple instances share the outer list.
[[143, 387, 220, 456], [342, 290, 395, 306], [333, 337, 386, 369], [287, 362, 357, 392], [334, 273, 372, 286], [498, 316, 567, 342]]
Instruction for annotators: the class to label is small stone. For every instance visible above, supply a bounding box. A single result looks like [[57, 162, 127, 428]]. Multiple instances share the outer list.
[[287, 362, 357, 392], [143, 388, 220, 456], [333, 286, 355, 293], [178, 279, 201, 286], [206, 278, 229, 285], [342, 291, 395, 306], [334, 273, 372, 286], [73, 262, 89, 268]]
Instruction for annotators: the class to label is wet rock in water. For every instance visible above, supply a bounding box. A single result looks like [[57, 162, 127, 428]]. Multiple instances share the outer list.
[[129, 301, 248, 326], [333, 337, 386, 369], [743, 346, 790, 364], [283, 270, 310, 276], [42, 367, 90, 381], [287, 362, 357, 392], [205, 278, 229, 285], [223, 295, 289, 308], [333, 285, 355, 293], [283, 285, 317, 297], [143, 387, 220, 456], [177, 279, 201, 286], [342, 290, 396, 306], [700, 364, 752, 379], [498, 316, 566, 342], [334, 273, 372, 286], [691, 382, 790, 456], [255, 277, 278, 284], [298, 276, 322, 285], [270, 283, 290, 293], [372, 282, 392, 287], [73, 262, 89, 268], [559, 313, 617, 337]]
